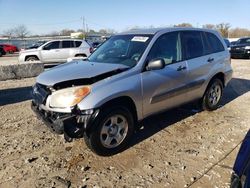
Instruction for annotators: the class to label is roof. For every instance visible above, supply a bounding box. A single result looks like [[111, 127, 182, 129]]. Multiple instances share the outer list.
[[119, 27, 218, 35]]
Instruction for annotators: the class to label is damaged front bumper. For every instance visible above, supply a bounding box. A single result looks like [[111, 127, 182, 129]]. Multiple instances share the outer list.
[[31, 100, 99, 139]]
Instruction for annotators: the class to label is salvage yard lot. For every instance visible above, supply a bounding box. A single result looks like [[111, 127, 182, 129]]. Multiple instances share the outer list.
[[0, 59, 250, 188]]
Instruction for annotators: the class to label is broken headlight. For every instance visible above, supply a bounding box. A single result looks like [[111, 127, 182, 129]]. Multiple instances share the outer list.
[[50, 86, 91, 108]]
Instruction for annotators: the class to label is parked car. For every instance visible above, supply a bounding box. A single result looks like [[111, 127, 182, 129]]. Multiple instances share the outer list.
[[23, 41, 48, 50], [230, 41, 237, 46], [230, 37, 250, 59], [0, 44, 18, 53], [31, 28, 232, 155], [231, 130, 250, 188], [88, 41, 103, 53], [19, 39, 91, 63], [224, 38, 231, 49], [0, 46, 6, 57]]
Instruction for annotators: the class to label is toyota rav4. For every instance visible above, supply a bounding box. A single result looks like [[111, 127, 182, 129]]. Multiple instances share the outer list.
[[31, 28, 233, 156]]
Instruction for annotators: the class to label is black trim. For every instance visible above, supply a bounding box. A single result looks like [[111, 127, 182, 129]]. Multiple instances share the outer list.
[[224, 69, 233, 76], [31, 100, 99, 139], [53, 68, 129, 90], [151, 79, 205, 104]]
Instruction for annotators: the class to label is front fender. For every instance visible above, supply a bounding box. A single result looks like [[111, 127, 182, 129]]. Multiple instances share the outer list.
[[77, 72, 143, 120]]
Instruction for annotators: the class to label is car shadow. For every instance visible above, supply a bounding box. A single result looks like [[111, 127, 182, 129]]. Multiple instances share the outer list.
[[0, 86, 32, 106], [126, 77, 250, 151]]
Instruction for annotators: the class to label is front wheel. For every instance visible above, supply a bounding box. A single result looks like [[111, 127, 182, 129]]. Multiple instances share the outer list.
[[26, 56, 38, 61], [85, 106, 134, 156], [201, 79, 223, 111]]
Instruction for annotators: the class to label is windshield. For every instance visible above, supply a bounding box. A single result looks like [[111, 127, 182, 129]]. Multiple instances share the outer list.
[[29, 41, 46, 48], [88, 34, 153, 67]]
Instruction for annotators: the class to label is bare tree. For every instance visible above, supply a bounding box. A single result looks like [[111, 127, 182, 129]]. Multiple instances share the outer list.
[[174, 23, 193, 27], [48, 31, 60, 36], [202, 24, 216, 29], [14, 25, 29, 39], [216, 23, 230, 38], [60, 29, 75, 36], [3, 28, 15, 39], [229, 28, 250, 38]]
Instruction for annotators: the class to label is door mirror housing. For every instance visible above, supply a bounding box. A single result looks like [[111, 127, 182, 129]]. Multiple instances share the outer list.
[[146, 58, 165, 71], [43, 46, 49, 50]]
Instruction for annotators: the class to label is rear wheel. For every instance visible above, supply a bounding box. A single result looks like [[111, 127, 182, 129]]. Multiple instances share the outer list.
[[85, 106, 134, 156], [26, 56, 38, 61], [202, 79, 223, 111]]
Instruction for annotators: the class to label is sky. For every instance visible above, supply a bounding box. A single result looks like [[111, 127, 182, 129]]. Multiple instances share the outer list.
[[0, 0, 250, 35]]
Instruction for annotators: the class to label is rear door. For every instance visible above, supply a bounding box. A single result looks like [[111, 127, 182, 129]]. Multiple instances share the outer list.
[[180, 31, 213, 100], [57, 40, 74, 61]]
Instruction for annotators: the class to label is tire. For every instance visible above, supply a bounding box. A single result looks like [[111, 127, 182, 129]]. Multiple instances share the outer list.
[[85, 106, 134, 156], [26, 56, 38, 61], [0, 51, 2, 57], [202, 79, 223, 111]]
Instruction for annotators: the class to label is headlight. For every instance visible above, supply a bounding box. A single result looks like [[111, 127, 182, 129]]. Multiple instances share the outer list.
[[245, 46, 250, 50], [50, 86, 91, 108]]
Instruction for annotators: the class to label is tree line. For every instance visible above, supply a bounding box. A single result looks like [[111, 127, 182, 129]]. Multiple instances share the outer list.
[[175, 23, 250, 38], [2, 23, 250, 39]]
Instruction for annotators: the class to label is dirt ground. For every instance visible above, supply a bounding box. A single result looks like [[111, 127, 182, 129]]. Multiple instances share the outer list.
[[0, 59, 250, 188]]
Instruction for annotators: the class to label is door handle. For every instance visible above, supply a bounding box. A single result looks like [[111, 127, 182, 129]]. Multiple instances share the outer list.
[[207, 57, 214, 63], [177, 65, 187, 71]]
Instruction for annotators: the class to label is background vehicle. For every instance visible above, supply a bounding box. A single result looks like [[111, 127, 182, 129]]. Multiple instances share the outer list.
[[231, 41, 237, 46], [0, 46, 6, 57], [23, 40, 47, 50], [224, 38, 231, 49], [19, 39, 91, 63], [230, 37, 250, 59], [0, 44, 18, 53], [231, 130, 250, 188], [31, 28, 232, 155]]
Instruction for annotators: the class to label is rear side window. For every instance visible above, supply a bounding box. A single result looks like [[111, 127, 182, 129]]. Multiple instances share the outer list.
[[147, 32, 182, 65], [75, 41, 82, 47], [181, 31, 204, 59], [204, 32, 225, 53], [62, 41, 74, 48]]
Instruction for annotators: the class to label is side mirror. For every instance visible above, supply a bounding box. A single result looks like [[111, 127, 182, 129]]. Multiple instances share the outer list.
[[43, 46, 50, 50], [146, 58, 165, 71]]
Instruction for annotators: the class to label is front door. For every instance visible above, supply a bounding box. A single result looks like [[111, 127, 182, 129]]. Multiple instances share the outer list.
[[40, 41, 61, 62], [141, 31, 189, 117]]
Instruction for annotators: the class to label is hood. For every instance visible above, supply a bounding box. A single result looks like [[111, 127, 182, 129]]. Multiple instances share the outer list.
[[37, 61, 129, 87], [21, 48, 39, 53]]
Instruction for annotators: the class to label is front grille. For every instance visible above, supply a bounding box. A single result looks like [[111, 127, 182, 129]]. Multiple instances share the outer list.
[[32, 83, 51, 105]]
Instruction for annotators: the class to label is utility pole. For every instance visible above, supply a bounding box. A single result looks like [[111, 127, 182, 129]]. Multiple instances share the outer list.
[[82, 16, 85, 39]]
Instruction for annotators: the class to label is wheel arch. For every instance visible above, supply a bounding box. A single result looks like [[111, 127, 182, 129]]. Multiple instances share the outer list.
[[99, 96, 138, 123], [85, 96, 138, 137], [209, 72, 225, 87], [25, 55, 39, 61]]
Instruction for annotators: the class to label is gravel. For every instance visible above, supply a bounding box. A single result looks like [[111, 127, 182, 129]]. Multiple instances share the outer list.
[[0, 59, 250, 187]]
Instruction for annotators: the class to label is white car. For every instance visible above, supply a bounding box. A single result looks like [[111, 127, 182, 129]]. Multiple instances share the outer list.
[[19, 39, 91, 64]]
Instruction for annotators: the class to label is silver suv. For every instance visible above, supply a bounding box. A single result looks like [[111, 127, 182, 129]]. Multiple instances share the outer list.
[[31, 28, 232, 155], [19, 39, 91, 63]]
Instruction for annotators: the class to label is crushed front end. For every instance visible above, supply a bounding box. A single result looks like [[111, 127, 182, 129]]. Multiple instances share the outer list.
[[31, 83, 99, 140]]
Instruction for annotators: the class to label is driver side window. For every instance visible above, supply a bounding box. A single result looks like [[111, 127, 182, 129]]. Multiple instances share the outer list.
[[148, 32, 182, 65], [43, 41, 60, 50]]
